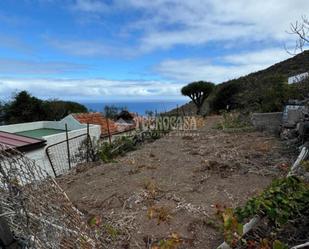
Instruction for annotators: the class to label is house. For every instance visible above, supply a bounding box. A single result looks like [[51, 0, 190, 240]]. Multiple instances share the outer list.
[[288, 72, 309, 84], [70, 112, 138, 140], [0, 115, 101, 176], [0, 131, 46, 152], [115, 110, 138, 131], [71, 112, 118, 137]]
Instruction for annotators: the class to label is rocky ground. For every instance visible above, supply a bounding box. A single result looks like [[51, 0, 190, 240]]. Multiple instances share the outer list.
[[58, 116, 294, 249]]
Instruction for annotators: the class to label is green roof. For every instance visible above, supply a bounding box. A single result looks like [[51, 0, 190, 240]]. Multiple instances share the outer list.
[[15, 128, 65, 139]]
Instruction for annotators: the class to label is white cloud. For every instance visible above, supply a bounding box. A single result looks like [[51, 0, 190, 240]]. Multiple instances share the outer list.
[[47, 0, 309, 56], [0, 58, 89, 74], [47, 38, 135, 57], [134, 0, 308, 51], [155, 48, 293, 83], [0, 77, 184, 101], [72, 0, 108, 13]]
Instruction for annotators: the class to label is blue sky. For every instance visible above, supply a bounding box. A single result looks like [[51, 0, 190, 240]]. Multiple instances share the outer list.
[[0, 0, 308, 102]]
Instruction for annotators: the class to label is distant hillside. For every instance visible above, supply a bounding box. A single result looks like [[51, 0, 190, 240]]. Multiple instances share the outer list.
[[171, 50, 309, 115]]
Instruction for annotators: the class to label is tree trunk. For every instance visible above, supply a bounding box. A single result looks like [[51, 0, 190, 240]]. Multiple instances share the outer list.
[[196, 106, 201, 115]]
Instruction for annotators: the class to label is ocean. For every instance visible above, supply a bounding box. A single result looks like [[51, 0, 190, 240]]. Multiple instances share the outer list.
[[82, 100, 187, 115]]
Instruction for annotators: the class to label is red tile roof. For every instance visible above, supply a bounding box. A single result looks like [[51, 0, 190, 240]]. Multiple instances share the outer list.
[[0, 131, 46, 151], [72, 113, 118, 137]]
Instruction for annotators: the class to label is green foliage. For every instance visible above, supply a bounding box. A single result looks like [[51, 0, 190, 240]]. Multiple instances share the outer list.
[[98, 136, 137, 163], [217, 177, 307, 248], [272, 240, 288, 249], [216, 112, 251, 130], [205, 51, 309, 113], [221, 208, 243, 246], [152, 233, 182, 249], [104, 105, 127, 119], [181, 81, 215, 114], [210, 83, 240, 112], [103, 223, 120, 240], [2, 91, 88, 124], [4, 91, 46, 123], [237, 75, 292, 112], [235, 176, 309, 227], [43, 99, 88, 120]]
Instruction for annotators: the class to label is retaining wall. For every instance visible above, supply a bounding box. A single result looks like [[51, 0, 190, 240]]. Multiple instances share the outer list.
[[251, 112, 283, 133]]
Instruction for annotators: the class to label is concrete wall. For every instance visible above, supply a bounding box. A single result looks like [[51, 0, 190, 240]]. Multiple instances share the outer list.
[[25, 124, 101, 176], [0, 115, 87, 133], [251, 112, 283, 133], [0, 117, 101, 177]]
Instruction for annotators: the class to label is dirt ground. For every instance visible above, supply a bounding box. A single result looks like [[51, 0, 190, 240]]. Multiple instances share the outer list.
[[58, 116, 294, 249]]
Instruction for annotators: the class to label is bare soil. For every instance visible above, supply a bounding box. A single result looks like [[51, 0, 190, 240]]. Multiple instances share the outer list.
[[58, 116, 294, 249]]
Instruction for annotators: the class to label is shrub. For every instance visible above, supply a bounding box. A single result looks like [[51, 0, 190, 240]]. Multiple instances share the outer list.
[[98, 136, 137, 163], [216, 111, 251, 130]]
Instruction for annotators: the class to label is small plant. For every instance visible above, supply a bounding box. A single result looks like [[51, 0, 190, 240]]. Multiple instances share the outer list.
[[98, 136, 137, 162], [235, 176, 309, 226], [216, 206, 243, 247], [151, 233, 182, 249], [143, 180, 159, 199], [147, 206, 172, 225], [216, 177, 308, 248], [103, 223, 120, 240]]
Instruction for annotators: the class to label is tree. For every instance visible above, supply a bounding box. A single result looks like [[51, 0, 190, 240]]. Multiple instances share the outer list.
[[2, 91, 89, 124], [145, 110, 154, 117], [4, 91, 47, 123], [237, 75, 291, 112], [104, 105, 127, 119], [43, 100, 88, 120], [210, 83, 240, 112], [181, 81, 215, 115], [289, 16, 309, 53]]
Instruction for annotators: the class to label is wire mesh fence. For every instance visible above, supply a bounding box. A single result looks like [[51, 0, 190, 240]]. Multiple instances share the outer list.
[[0, 144, 100, 248], [46, 133, 93, 177]]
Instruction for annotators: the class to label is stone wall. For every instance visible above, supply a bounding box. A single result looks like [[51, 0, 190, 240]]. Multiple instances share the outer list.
[[251, 112, 283, 133]]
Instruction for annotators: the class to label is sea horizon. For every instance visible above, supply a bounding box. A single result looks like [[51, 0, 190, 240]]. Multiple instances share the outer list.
[[82, 100, 187, 116]]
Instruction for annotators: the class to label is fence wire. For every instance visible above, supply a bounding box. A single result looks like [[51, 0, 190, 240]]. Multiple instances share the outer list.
[[0, 144, 100, 248], [46, 134, 92, 177]]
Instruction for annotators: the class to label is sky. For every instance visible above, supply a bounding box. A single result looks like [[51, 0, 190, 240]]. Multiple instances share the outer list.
[[0, 0, 308, 102]]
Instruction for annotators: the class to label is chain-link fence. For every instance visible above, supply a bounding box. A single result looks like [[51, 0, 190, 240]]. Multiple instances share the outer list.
[[0, 144, 100, 248], [46, 133, 93, 177]]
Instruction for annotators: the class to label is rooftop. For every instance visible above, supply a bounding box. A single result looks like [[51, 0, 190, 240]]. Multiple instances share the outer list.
[[0, 131, 46, 152], [15, 128, 66, 139], [72, 113, 118, 136]]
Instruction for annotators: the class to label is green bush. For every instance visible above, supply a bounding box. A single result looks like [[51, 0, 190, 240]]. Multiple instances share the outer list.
[[235, 176, 309, 226], [98, 136, 137, 163], [216, 112, 251, 130]]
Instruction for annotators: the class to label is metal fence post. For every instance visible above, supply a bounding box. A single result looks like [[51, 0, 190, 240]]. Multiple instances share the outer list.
[[65, 124, 71, 170], [86, 123, 89, 163], [106, 117, 112, 144]]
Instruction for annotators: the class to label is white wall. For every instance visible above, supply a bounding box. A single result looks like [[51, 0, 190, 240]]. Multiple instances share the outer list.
[[0, 115, 88, 133], [288, 72, 309, 84], [26, 124, 101, 177], [0, 117, 101, 177]]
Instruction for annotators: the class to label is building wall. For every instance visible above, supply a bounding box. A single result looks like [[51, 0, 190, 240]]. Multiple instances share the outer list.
[[288, 72, 309, 84], [251, 112, 283, 133], [0, 116, 88, 133], [25, 124, 101, 176], [0, 118, 101, 177]]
